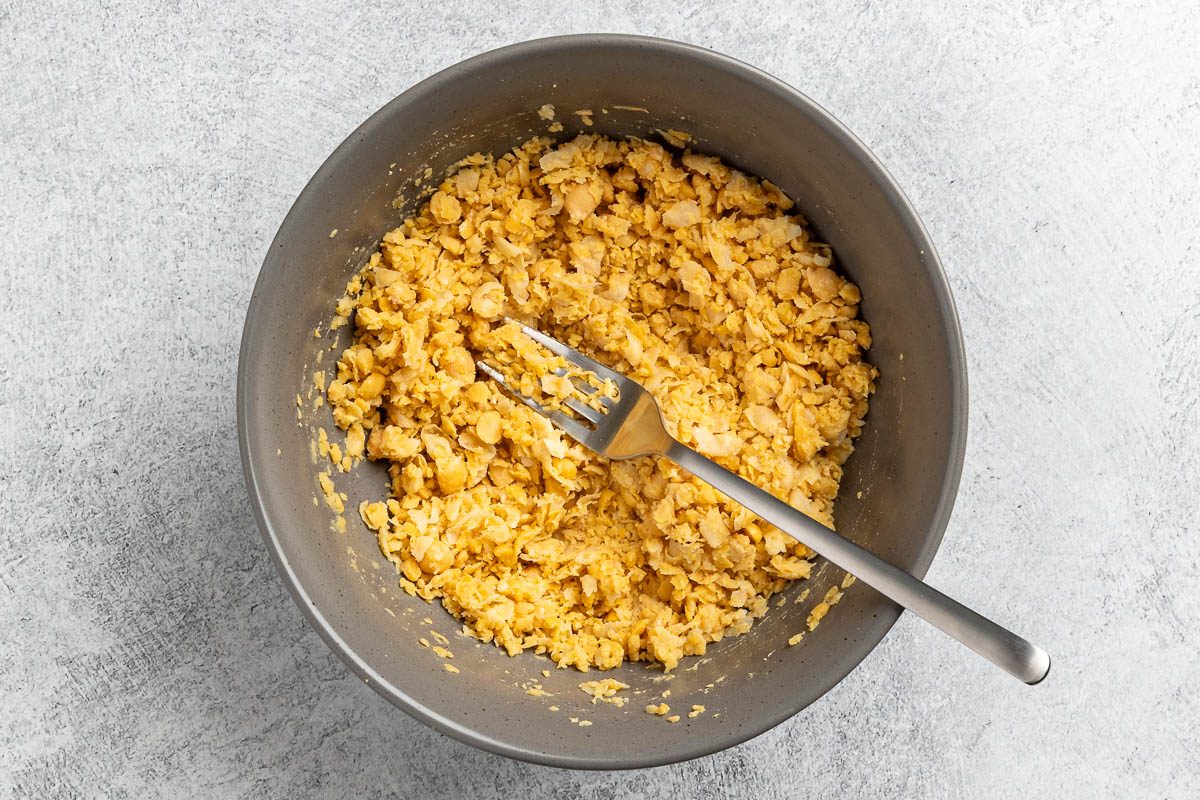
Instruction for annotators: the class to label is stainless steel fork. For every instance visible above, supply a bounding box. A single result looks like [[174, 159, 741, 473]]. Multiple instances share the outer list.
[[477, 319, 1051, 684]]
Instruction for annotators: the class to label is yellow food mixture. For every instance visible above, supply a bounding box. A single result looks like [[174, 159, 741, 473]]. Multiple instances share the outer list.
[[325, 134, 875, 672]]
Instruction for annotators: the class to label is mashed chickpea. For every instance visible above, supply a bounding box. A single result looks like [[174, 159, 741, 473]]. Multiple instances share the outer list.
[[326, 134, 875, 672]]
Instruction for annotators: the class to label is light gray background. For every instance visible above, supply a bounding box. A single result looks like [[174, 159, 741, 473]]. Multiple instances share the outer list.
[[3, 1, 1197, 797]]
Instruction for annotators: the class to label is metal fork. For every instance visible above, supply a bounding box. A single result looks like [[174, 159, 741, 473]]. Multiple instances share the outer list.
[[476, 319, 1051, 684]]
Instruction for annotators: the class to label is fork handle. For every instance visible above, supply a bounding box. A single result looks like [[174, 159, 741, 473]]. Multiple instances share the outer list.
[[665, 442, 1051, 684]]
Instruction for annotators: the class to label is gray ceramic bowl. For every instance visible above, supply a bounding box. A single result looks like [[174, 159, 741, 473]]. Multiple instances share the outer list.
[[238, 34, 966, 768]]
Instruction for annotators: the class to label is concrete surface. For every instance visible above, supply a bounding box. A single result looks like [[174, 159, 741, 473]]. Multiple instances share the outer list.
[[2, 1, 1198, 797]]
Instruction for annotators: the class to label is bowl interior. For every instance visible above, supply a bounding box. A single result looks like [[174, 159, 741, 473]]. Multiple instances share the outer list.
[[239, 35, 965, 768]]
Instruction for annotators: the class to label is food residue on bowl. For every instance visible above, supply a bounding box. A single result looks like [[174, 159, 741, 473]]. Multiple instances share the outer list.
[[579, 678, 630, 706]]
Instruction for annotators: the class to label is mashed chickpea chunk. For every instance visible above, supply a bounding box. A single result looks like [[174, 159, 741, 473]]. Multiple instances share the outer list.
[[326, 134, 876, 672]]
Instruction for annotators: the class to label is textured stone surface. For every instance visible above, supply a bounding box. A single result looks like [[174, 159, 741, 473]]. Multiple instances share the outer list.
[[2, 1, 1198, 797]]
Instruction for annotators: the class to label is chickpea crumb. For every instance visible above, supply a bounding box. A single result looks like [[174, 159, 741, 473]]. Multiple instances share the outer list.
[[807, 586, 846, 631], [580, 678, 629, 706]]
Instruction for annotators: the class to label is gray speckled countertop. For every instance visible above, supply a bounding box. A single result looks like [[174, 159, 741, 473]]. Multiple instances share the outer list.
[[3, 2, 1198, 797]]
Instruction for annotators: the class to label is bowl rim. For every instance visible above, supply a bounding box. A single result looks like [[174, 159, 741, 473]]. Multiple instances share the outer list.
[[237, 32, 968, 770]]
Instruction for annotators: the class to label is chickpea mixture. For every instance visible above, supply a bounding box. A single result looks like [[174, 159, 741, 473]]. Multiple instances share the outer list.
[[325, 134, 876, 671]]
